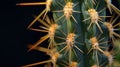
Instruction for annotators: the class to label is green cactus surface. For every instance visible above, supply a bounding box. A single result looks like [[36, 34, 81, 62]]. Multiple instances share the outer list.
[[17, 0, 120, 67]]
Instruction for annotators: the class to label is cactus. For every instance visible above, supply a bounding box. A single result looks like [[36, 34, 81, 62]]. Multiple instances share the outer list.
[[17, 0, 120, 67]]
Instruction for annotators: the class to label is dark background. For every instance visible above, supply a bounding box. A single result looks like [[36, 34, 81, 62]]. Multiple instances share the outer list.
[[0, 0, 119, 67], [1, 0, 48, 67]]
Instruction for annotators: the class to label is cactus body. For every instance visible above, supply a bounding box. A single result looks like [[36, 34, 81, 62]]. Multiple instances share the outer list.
[[17, 0, 120, 67]]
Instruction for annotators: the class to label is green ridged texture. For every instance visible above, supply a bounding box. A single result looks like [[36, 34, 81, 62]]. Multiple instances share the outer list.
[[51, 0, 120, 67], [52, 0, 109, 67], [20, 0, 120, 67]]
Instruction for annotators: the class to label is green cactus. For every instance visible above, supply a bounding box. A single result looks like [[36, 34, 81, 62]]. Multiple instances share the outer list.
[[17, 0, 120, 67]]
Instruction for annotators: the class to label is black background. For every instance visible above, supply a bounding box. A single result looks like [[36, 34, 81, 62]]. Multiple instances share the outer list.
[[1, 0, 48, 67], [0, 0, 119, 67]]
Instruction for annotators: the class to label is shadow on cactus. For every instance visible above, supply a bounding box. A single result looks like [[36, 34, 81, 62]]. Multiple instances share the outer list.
[[17, 0, 120, 67]]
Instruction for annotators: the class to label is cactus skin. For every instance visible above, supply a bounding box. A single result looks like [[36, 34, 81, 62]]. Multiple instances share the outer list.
[[17, 0, 120, 67]]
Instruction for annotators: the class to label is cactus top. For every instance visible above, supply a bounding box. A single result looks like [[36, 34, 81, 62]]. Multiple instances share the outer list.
[[104, 22, 113, 38], [49, 24, 58, 37], [104, 51, 113, 66], [46, 0, 53, 11], [51, 52, 60, 63], [88, 9, 99, 23], [91, 65, 98, 67], [70, 61, 78, 67], [46, 48, 60, 63], [90, 37, 99, 49], [64, 2, 73, 19], [66, 33, 75, 46], [105, 0, 111, 4]]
